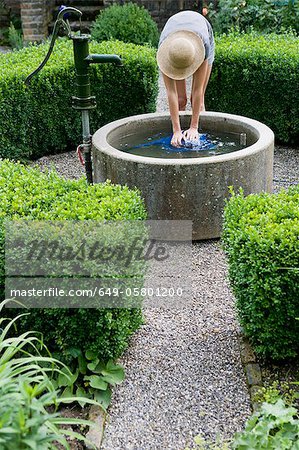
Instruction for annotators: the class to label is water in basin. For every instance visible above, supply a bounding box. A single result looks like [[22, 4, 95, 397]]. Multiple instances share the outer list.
[[115, 130, 247, 159]]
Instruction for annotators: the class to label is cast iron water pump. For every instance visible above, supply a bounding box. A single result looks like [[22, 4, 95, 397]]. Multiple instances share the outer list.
[[25, 6, 122, 184]]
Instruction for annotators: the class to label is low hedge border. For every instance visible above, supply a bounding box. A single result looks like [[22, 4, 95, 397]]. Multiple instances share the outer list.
[[208, 32, 299, 145], [0, 159, 147, 361], [0, 38, 158, 161], [222, 186, 299, 360]]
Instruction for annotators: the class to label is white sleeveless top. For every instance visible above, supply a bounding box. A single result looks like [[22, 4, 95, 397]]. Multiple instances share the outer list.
[[159, 11, 215, 65]]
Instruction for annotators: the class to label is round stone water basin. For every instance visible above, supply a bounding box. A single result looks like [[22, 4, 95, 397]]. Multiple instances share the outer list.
[[92, 112, 274, 240]]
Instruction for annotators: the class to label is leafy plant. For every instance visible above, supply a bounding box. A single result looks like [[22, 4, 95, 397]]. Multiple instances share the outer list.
[[253, 381, 299, 407], [54, 349, 125, 410], [208, 0, 299, 35], [91, 2, 159, 47], [207, 31, 299, 144], [0, 38, 158, 160], [0, 299, 100, 449], [232, 399, 299, 449], [222, 186, 299, 359], [8, 22, 23, 50], [185, 433, 231, 449]]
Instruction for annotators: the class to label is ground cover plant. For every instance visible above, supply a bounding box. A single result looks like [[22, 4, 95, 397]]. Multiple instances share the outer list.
[[232, 399, 299, 449], [0, 38, 158, 160], [254, 381, 299, 408], [91, 2, 159, 47], [222, 186, 299, 360], [207, 32, 299, 145], [260, 359, 299, 414]]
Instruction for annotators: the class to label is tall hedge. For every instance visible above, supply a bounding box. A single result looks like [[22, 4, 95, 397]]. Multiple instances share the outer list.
[[207, 32, 299, 145], [0, 159, 147, 361], [222, 187, 299, 360], [0, 39, 158, 160]]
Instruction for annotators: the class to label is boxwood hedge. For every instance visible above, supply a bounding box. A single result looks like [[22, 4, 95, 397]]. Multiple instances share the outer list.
[[0, 159, 147, 361], [222, 187, 299, 360], [208, 32, 299, 145], [0, 38, 158, 160]]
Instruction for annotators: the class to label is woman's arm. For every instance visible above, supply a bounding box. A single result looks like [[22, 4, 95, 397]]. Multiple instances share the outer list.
[[184, 60, 209, 141], [163, 73, 184, 147]]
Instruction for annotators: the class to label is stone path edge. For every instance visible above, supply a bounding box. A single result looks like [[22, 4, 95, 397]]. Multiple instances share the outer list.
[[237, 332, 263, 412], [86, 406, 106, 450]]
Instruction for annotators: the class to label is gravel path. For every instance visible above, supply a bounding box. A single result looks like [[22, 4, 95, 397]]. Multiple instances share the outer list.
[[34, 73, 299, 449], [102, 244, 250, 449]]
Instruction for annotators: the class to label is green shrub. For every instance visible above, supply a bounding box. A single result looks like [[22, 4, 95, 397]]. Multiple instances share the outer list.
[[207, 32, 299, 144], [208, 0, 299, 35], [232, 399, 299, 449], [91, 2, 159, 47], [0, 159, 146, 361], [222, 187, 299, 360], [8, 21, 23, 50], [0, 38, 158, 160]]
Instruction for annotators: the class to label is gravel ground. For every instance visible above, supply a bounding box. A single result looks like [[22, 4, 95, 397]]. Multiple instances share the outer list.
[[0, 46, 10, 53], [33, 150, 85, 180], [34, 73, 299, 449], [273, 145, 299, 193]]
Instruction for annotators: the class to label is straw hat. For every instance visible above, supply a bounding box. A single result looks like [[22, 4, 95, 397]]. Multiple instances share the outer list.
[[157, 30, 205, 80]]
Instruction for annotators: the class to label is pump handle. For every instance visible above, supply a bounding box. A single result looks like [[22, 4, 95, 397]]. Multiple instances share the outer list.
[[57, 6, 82, 31], [25, 6, 82, 85]]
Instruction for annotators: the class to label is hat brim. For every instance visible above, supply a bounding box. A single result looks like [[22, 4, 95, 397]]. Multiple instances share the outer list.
[[157, 30, 205, 80]]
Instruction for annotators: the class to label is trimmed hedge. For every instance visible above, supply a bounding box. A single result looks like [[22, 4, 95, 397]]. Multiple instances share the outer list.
[[0, 38, 158, 160], [0, 159, 147, 361], [207, 32, 299, 145], [222, 187, 299, 360], [91, 2, 159, 47]]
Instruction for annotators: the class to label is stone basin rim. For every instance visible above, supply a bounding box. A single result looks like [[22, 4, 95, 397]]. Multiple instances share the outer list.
[[92, 111, 274, 166]]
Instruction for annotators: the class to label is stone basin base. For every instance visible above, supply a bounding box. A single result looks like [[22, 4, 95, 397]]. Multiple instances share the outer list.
[[92, 112, 274, 240]]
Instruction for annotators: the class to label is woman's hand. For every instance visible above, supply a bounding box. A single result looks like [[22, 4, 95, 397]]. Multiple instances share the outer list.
[[184, 127, 199, 142], [171, 130, 184, 147]]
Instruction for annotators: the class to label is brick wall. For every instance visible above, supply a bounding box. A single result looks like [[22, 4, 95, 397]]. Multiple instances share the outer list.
[[0, 6, 9, 28], [20, 0, 54, 42]]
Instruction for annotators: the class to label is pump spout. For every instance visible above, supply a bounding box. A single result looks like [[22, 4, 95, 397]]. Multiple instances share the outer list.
[[85, 54, 122, 66]]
